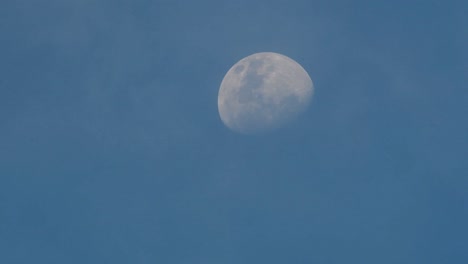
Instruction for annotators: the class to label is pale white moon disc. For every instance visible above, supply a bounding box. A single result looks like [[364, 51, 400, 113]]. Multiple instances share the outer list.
[[218, 52, 314, 134]]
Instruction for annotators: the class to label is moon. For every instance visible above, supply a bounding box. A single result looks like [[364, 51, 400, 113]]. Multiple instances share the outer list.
[[218, 52, 314, 134]]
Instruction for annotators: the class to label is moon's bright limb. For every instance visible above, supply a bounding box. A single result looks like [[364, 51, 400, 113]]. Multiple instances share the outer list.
[[218, 52, 314, 134]]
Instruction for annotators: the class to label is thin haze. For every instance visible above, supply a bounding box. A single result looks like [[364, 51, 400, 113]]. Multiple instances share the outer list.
[[0, 0, 467, 263]]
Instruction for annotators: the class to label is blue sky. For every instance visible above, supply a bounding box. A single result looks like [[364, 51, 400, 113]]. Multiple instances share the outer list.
[[1, 0, 467, 263]]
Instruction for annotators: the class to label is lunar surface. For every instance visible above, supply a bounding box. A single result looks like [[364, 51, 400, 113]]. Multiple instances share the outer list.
[[218, 52, 314, 134]]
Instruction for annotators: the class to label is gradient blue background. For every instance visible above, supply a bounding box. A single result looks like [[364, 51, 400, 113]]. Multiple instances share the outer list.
[[1, 0, 467, 263]]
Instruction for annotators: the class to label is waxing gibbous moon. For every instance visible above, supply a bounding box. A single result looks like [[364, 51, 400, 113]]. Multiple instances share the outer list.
[[218, 52, 314, 134]]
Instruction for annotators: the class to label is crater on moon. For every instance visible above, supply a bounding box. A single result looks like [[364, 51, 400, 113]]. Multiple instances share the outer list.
[[218, 52, 314, 134]]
